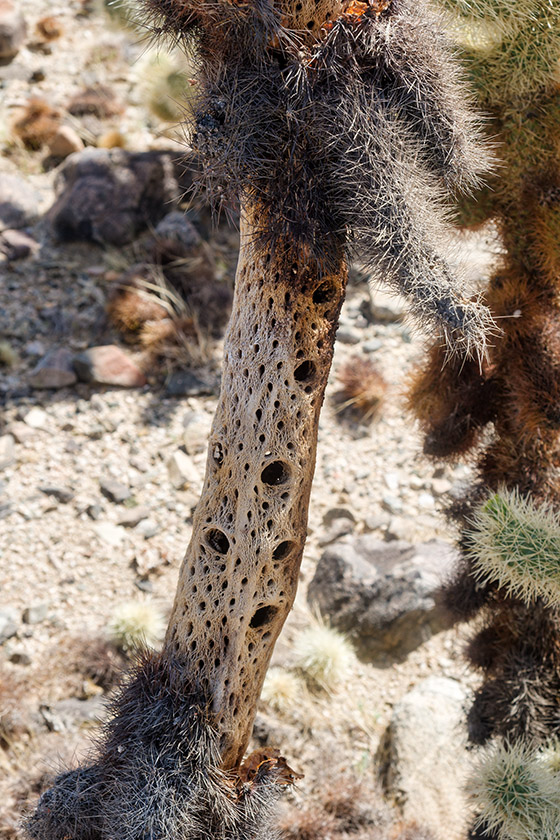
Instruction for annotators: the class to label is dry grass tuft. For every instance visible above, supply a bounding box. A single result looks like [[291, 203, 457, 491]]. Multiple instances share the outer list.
[[261, 667, 305, 714], [12, 99, 61, 151], [335, 355, 387, 421], [107, 600, 165, 653], [292, 620, 353, 692], [67, 84, 122, 118]]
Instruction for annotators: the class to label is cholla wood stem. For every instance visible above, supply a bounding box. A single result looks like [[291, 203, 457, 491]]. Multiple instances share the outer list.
[[164, 212, 347, 769]]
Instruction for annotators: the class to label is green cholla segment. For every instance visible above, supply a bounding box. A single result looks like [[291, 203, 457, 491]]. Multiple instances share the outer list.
[[468, 490, 560, 607], [469, 740, 560, 840]]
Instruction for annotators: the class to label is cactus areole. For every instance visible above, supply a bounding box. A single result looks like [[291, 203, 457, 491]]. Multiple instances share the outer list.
[[27, 1, 493, 837]]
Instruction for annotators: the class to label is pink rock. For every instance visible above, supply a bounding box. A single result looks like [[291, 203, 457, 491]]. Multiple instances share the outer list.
[[73, 345, 146, 388], [29, 348, 77, 389], [0, 229, 39, 261], [48, 125, 84, 159]]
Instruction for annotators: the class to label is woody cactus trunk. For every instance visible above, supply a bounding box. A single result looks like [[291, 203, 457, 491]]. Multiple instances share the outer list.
[[28, 1, 492, 838], [408, 2, 560, 837]]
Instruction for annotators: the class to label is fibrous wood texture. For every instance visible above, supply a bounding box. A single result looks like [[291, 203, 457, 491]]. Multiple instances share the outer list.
[[165, 213, 347, 768]]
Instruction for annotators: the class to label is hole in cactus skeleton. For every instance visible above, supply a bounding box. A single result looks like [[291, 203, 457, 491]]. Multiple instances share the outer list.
[[206, 529, 230, 554], [249, 605, 278, 629], [313, 282, 336, 304], [273, 540, 295, 560], [261, 461, 290, 485], [294, 360, 316, 382]]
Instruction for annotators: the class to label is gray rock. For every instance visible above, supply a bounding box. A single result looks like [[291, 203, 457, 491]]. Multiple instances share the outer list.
[[99, 477, 131, 504], [40, 484, 74, 503], [381, 495, 403, 515], [40, 696, 106, 732], [336, 326, 360, 345], [0, 608, 18, 643], [167, 450, 199, 490], [48, 148, 185, 246], [182, 411, 211, 455], [117, 505, 150, 527], [22, 407, 49, 430], [307, 536, 457, 661], [165, 370, 215, 397], [92, 521, 127, 546], [0, 433, 15, 470], [153, 211, 202, 260], [73, 345, 146, 388], [0, 0, 26, 64], [29, 348, 77, 389], [22, 604, 48, 624], [382, 677, 470, 840], [86, 503, 103, 520], [134, 518, 159, 539], [0, 174, 40, 231], [322, 507, 355, 527], [318, 516, 355, 547], [366, 288, 406, 323], [0, 228, 39, 261]]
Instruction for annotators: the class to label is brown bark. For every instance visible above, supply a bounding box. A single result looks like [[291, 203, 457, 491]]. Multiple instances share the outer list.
[[164, 212, 347, 768]]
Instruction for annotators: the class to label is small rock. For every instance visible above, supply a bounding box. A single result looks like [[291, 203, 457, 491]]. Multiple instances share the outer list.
[[40, 484, 74, 503], [0, 608, 18, 643], [0, 228, 39, 261], [384, 471, 400, 492], [308, 537, 457, 661], [86, 503, 103, 520], [73, 345, 146, 388], [153, 211, 202, 260], [0, 434, 15, 470], [22, 604, 48, 624], [381, 495, 403, 515], [29, 348, 77, 389], [431, 478, 452, 497], [134, 518, 159, 539], [318, 516, 354, 547], [363, 512, 390, 532], [182, 411, 211, 455], [366, 287, 406, 323], [135, 578, 153, 593], [9, 650, 31, 665], [117, 505, 150, 527], [133, 547, 165, 577], [362, 338, 383, 353], [167, 450, 199, 490], [336, 327, 360, 345], [7, 422, 35, 444], [99, 477, 131, 504], [383, 677, 470, 840], [41, 696, 106, 731], [92, 521, 127, 546], [322, 507, 356, 527], [0, 0, 26, 64], [0, 174, 40, 231], [23, 406, 49, 430], [47, 125, 84, 158], [165, 370, 215, 397], [418, 492, 435, 510], [385, 516, 410, 542]]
